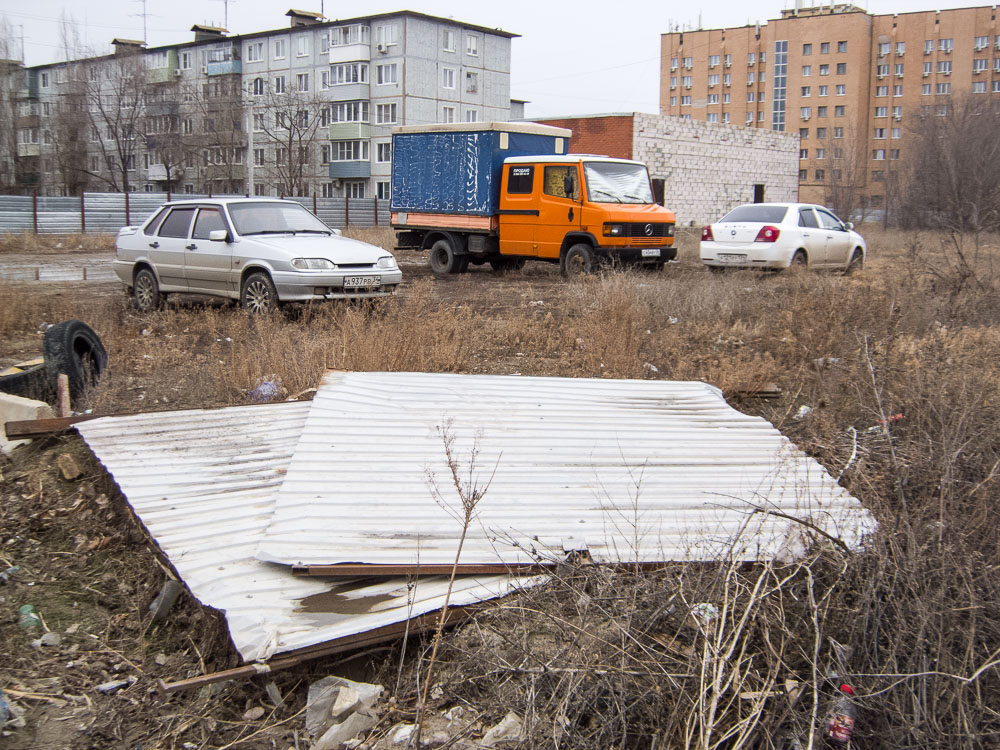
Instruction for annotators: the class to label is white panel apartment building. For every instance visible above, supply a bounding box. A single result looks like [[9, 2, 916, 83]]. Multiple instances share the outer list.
[[8, 9, 515, 198]]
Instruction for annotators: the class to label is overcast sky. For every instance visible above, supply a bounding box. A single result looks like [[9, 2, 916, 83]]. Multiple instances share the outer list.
[[2, 0, 985, 118]]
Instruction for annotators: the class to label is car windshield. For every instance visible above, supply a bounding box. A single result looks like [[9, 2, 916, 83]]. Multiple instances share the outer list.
[[583, 162, 654, 204], [227, 201, 332, 236], [720, 205, 789, 223]]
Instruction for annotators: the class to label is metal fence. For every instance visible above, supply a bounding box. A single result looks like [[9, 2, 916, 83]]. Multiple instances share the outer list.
[[0, 193, 392, 235]]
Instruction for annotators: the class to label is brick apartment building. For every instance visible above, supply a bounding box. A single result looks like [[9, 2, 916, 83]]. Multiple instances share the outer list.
[[660, 2, 1000, 212]]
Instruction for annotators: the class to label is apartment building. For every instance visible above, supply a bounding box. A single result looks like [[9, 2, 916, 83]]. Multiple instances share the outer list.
[[6, 9, 515, 199], [660, 3, 1000, 211]]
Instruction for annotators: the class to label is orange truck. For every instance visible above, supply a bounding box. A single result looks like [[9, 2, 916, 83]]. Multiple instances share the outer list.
[[390, 123, 676, 276]]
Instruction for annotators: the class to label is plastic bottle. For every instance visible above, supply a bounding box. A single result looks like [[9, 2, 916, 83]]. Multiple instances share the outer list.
[[825, 683, 857, 745], [17, 604, 42, 629]]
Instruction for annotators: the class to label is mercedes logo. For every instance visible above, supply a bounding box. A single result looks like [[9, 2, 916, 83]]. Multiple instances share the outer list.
[[644, 224, 653, 236]]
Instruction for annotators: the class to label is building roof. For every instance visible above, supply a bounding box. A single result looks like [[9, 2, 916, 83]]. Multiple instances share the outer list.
[[393, 121, 570, 137]]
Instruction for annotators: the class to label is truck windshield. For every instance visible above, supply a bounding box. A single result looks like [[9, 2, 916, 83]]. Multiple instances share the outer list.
[[583, 162, 654, 204]]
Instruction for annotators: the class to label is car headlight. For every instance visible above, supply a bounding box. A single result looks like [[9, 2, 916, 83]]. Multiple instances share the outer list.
[[377, 256, 398, 270], [292, 258, 336, 270], [603, 223, 624, 237]]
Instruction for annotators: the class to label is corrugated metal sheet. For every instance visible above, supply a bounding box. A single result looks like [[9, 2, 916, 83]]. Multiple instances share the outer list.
[[258, 372, 874, 567], [75, 401, 533, 662]]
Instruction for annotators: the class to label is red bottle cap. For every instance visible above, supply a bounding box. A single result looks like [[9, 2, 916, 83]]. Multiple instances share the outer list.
[[840, 684, 855, 696]]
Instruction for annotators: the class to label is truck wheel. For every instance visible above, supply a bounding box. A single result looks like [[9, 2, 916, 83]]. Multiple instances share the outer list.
[[561, 244, 595, 278], [429, 239, 462, 275]]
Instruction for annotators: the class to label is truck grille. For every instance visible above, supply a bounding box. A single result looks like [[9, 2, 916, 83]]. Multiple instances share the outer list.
[[620, 223, 674, 238]]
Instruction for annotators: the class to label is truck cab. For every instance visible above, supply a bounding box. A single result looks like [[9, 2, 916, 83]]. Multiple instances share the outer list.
[[498, 155, 676, 274]]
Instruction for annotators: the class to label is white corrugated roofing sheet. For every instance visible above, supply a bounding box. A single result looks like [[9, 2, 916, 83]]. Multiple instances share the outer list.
[[257, 372, 874, 568], [75, 402, 533, 662]]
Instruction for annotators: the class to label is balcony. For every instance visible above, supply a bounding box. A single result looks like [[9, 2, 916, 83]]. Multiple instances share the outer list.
[[330, 122, 371, 140], [146, 100, 179, 116], [328, 83, 370, 101], [15, 114, 40, 129], [16, 143, 40, 157], [329, 161, 371, 179], [329, 43, 371, 64], [204, 164, 246, 180], [207, 59, 242, 76]]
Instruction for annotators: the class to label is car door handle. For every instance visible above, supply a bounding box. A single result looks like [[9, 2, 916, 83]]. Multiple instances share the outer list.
[[802, 233, 810, 237], [148, 241, 159, 248], [186, 243, 197, 250], [568, 208, 574, 222]]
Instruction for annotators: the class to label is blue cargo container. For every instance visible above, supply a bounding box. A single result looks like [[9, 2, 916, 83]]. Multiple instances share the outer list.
[[390, 123, 572, 217]]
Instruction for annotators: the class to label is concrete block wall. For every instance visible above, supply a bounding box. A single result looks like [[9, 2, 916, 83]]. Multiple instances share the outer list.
[[634, 113, 800, 226]]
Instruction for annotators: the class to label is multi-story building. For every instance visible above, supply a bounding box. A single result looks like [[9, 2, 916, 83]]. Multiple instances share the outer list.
[[5, 9, 515, 199], [660, 2, 1000, 213]]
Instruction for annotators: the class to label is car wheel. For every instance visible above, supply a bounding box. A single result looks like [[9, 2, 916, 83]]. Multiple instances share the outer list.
[[789, 250, 807, 270], [429, 239, 462, 275], [241, 271, 278, 314], [561, 244, 595, 278], [846, 248, 864, 274], [42, 320, 108, 400], [133, 268, 161, 312]]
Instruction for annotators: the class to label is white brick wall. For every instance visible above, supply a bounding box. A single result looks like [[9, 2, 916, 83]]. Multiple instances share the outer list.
[[633, 113, 799, 226]]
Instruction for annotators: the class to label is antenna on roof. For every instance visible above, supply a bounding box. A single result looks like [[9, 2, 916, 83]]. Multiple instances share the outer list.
[[131, 0, 150, 44], [213, 0, 238, 30]]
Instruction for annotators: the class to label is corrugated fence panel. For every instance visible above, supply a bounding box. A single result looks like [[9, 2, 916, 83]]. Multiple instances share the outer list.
[[0, 193, 392, 235]]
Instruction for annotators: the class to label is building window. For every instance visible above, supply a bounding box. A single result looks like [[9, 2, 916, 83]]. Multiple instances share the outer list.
[[837, 41, 848, 53], [799, 169, 807, 180], [817, 106, 827, 117], [836, 84, 846, 95], [817, 127, 827, 138], [819, 64, 829, 76], [376, 142, 392, 163], [296, 73, 309, 92], [274, 39, 286, 59], [973, 58, 988, 73], [872, 150, 885, 161], [747, 91, 755, 102], [801, 86, 811, 96], [799, 128, 809, 139], [893, 85, 903, 96], [878, 42, 890, 56], [442, 68, 455, 89], [836, 63, 846, 74], [708, 74, 720, 86], [273, 76, 286, 94], [816, 148, 825, 158], [376, 103, 396, 124], [669, 96, 677, 106], [466, 72, 478, 93], [800, 107, 811, 119], [321, 70, 331, 89], [894, 63, 904, 76], [707, 113, 719, 123], [747, 52, 756, 65], [681, 95, 692, 105], [253, 113, 265, 131], [443, 30, 455, 52], [815, 169, 825, 180], [683, 75, 693, 87], [247, 42, 264, 62], [800, 148, 808, 159], [747, 72, 755, 84], [725, 54, 732, 66], [877, 64, 890, 77], [333, 140, 369, 161], [466, 34, 479, 56], [891, 127, 901, 138], [938, 60, 952, 75], [922, 83, 932, 95], [890, 149, 900, 160], [333, 101, 369, 122], [803, 43, 812, 55], [876, 86, 888, 97], [939, 38, 953, 52], [332, 63, 368, 84], [442, 105, 455, 123], [708, 93, 719, 104], [683, 56, 693, 68], [820, 42, 830, 54], [723, 73, 731, 85], [670, 57, 678, 70], [723, 93, 730, 103], [873, 128, 886, 139], [802, 65, 811, 76], [376, 64, 398, 85], [320, 145, 331, 164], [936, 82, 951, 94], [296, 35, 309, 56], [875, 106, 888, 117], [376, 24, 398, 48], [254, 148, 265, 166], [993, 80, 1000, 92], [834, 105, 845, 116], [377, 181, 391, 200], [709, 54, 720, 67], [465, 110, 479, 122], [833, 127, 843, 138], [818, 85, 828, 96], [344, 181, 366, 199]]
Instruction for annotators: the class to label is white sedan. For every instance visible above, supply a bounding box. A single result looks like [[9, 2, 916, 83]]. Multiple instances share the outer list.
[[114, 198, 402, 313], [700, 203, 866, 272]]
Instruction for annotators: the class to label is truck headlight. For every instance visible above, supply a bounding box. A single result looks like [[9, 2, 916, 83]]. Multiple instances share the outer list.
[[292, 258, 336, 270], [603, 223, 624, 237], [377, 256, 398, 270]]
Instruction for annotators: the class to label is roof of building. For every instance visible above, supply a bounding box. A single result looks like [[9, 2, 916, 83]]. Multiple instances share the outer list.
[[393, 121, 569, 137]]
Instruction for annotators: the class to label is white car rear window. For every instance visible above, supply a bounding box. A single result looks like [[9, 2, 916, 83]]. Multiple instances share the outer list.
[[720, 205, 788, 223]]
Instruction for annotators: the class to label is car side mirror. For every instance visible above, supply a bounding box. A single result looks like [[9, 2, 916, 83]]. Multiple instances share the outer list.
[[209, 229, 229, 242], [563, 175, 575, 196], [844, 222, 854, 231]]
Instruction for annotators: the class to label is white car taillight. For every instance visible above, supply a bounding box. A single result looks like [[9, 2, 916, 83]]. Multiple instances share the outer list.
[[754, 225, 780, 242], [701, 225, 714, 242]]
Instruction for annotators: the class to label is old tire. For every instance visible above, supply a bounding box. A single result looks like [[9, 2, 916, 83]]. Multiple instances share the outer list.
[[846, 248, 864, 274], [561, 244, 596, 278], [241, 272, 278, 314], [0, 362, 51, 401], [42, 320, 108, 400], [429, 239, 462, 275], [133, 268, 161, 312]]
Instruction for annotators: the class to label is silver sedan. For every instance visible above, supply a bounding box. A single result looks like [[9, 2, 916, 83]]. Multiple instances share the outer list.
[[114, 198, 402, 312]]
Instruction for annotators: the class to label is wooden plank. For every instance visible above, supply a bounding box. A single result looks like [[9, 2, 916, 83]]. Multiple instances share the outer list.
[[727, 382, 782, 399], [4, 414, 101, 438]]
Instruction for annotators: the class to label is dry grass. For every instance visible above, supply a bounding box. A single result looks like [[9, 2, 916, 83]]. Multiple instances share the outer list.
[[3, 227, 1000, 746], [0, 231, 115, 255]]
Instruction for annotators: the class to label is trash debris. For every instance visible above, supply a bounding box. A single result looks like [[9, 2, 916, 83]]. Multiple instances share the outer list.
[[688, 602, 719, 632], [866, 413, 904, 434], [242, 706, 265, 721], [793, 405, 813, 421], [57, 453, 82, 480], [644, 362, 660, 374], [813, 356, 842, 369], [306, 676, 383, 742], [480, 711, 523, 747], [824, 684, 857, 745], [528, 300, 544, 307], [0, 566, 18, 584], [31, 632, 61, 648], [385, 722, 415, 745], [265, 681, 284, 708], [96, 676, 137, 694], [250, 377, 282, 401], [667, 316, 679, 324], [17, 604, 41, 629], [149, 580, 184, 622], [154, 653, 167, 666]]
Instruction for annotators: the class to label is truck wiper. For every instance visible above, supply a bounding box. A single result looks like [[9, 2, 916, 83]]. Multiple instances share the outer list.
[[592, 189, 622, 203]]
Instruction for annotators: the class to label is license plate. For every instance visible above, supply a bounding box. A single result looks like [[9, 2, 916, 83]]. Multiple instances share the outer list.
[[718, 254, 747, 263], [344, 275, 381, 289], [641, 248, 660, 258]]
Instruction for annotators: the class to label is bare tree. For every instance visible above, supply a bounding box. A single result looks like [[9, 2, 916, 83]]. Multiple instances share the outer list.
[[899, 95, 1000, 232], [251, 80, 325, 196], [823, 123, 869, 223], [85, 47, 146, 192], [0, 17, 20, 193], [190, 75, 247, 194]]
